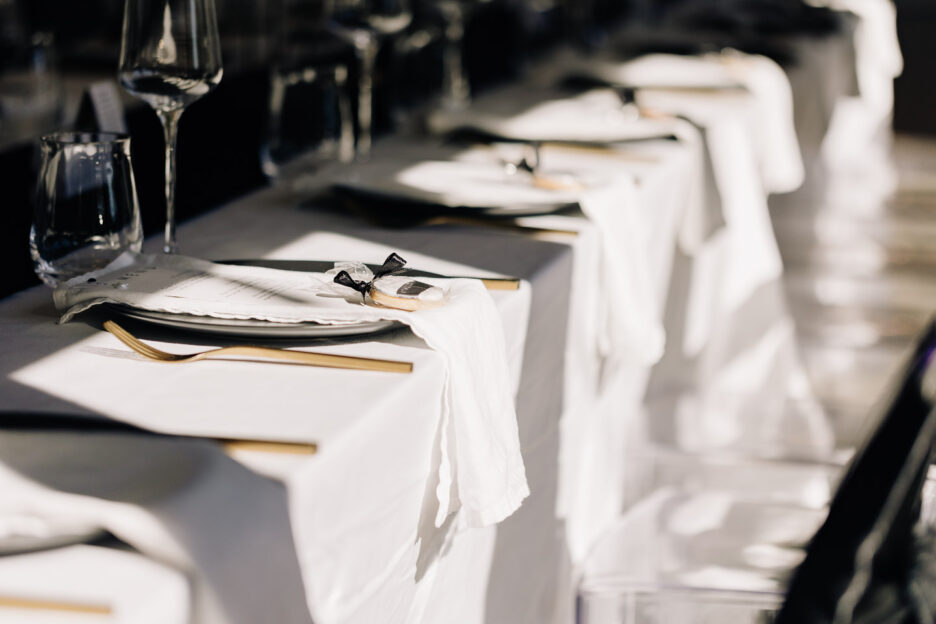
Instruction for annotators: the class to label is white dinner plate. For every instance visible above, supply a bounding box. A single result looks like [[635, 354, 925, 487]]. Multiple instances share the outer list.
[[103, 304, 400, 339], [333, 159, 592, 216]]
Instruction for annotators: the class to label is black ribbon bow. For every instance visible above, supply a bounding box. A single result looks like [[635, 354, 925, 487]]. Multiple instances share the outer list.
[[333, 253, 407, 301]]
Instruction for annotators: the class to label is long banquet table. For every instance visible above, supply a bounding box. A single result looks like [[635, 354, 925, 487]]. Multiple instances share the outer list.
[[0, 19, 872, 621], [0, 127, 699, 623]]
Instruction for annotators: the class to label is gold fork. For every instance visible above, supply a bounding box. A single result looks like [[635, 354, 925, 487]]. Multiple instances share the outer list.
[[103, 321, 413, 373]]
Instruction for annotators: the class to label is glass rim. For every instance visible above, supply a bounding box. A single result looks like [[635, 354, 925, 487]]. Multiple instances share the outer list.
[[39, 131, 130, 146]]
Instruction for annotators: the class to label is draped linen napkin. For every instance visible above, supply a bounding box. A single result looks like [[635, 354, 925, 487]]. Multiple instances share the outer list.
[[54, 253, 528, 530], [576, 171, 665, 367]]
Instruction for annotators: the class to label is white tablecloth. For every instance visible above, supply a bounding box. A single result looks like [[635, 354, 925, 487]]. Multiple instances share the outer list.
[[0, 37, 842, 623], [0, 212, 533, 623]]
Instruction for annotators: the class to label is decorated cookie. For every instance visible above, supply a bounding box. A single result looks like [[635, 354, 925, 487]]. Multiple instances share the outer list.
[[331, 252, 447, 311], [370, 275, 444, 311]]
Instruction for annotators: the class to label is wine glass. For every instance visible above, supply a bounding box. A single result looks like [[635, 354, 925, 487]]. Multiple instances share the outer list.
[[431, 0, 491, 109], [327, 0, 412, 160], [118, 0, 222, 254]]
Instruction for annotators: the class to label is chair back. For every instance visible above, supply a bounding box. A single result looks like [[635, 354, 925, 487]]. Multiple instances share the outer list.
[[777, 320, 936, 624]]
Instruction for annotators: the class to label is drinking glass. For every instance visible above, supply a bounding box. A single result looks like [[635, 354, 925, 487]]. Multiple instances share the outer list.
[[118, 0, 222, 254], [29, 133, 143, 287], [327, 0, 412, 159], [261, 61, 354, 179]]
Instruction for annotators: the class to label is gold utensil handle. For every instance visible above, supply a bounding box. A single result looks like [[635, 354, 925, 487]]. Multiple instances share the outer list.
[[540, 142, 662, 163], [479, 278, 521, 291], [103, 320, 413, 373], [211, 346, 413, 373], [220, 439, 318, 455], [425, 215, 579, 238], [0, 595, 112, 615]]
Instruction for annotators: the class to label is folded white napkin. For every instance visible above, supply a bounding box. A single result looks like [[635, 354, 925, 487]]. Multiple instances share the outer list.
[[54, 253, 528, 529], [428, 88, 682, 144], [720, 52, 804, 195]]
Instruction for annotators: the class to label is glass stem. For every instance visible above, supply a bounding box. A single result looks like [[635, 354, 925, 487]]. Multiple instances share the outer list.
[[335, 66, 356, 164], [156, 108, 183, 254], [355, 36, 378, 161], [440, 1, 469, 109]]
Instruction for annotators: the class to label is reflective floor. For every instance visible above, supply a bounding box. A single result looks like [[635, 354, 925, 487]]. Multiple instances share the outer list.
[[773, 132, 936, 449], [576, 132, 936, 624]]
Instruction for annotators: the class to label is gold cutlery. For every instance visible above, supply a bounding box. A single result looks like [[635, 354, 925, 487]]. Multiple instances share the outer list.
[[539, 142, 662, 163], [0, 595, 111, 615], [476, 278, 522, 291], [103, 321, 413, 373], [423, 215, 579, 239], [220, 439, 318, 455]]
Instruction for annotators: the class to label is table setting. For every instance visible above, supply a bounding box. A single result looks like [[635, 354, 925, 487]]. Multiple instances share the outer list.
[[0, 0, 893, 622]]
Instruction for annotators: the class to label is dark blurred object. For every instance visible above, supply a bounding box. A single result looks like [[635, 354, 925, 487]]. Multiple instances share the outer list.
[[0, 142, 40, 299], [603, 0, 843, 67], [464, 2, 526, 94], [0, 18, 63, 149], [326, 0, 414, 158], [74, 81, 128, 134], [125, 69, 270, 245], [0, 0, 64, 299], [261, 55, 354, 178], [217, 0, 286, 72], [609, 25, 797, 66], [777, 321, 936, 623], [893, 0, 936, 135], [661, 0, 840, 36]]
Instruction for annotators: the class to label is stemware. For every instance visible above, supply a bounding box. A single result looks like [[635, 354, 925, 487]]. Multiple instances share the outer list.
[[327, 0, 412, 160], [29, 132, 143, 286], [118, 0, 222, 254], [432, 0, 491, 109]]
